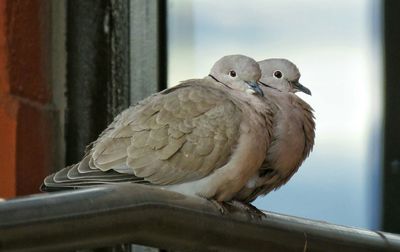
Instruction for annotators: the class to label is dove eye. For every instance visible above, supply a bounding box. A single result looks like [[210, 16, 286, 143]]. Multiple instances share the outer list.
[[273, 70, 283, 79], [229, 70, 237, 77]]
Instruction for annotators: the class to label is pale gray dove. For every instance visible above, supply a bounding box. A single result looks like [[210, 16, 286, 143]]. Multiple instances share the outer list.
[[42, 55, 274, 203], [235, 58, 315, 202]]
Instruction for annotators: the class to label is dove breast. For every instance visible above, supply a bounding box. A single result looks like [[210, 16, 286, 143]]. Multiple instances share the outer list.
[[238, 87, 315, 202]]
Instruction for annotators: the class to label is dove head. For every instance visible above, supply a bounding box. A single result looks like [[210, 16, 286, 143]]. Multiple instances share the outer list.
[[209, 55, 264, 96], [258, 58, 311, 95]]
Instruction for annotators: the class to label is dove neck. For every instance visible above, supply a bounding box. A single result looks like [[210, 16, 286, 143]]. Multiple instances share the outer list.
[[208, 74, 233, 90], [259, 81, 281, 92]]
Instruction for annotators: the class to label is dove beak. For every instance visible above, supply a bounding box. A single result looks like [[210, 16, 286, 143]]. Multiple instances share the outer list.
[[292, 81, 312, 96], [246, 81, 264, 97]]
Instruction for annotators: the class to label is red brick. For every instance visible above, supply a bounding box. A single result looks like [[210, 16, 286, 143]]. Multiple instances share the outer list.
[[0, 96, 18, 198], [7, 0, 51, 104], [0, 0, 54, 197], [16, 101, 56, 195]]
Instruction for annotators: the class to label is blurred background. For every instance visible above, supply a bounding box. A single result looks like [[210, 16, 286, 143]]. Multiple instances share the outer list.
[[0, 0, 399, 235]]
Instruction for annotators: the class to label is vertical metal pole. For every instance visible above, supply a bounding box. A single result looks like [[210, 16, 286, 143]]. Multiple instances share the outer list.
[[130, 0, 167, 105], [65, 0, 111, 164], [65, 0, 130, 165], [108, 0, 131, 121], [50, 0, 67, 174], [129, 3, 168, 252], [382, 0, 400, 233]]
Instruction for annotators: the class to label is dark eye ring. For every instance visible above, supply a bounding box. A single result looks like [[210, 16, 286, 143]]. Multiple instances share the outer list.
[[229, 70, 237, 77], [273, 70, 282, 79]]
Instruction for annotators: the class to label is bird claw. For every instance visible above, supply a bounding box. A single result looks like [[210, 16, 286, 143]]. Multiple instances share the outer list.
[[226, 200, 266, 220], [210, 199, 266, 220], [210, 199, 229, 215]]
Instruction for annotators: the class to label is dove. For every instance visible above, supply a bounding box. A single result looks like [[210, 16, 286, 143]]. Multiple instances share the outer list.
[[236, 58, 315, 202], [42, 55, 274, 203]]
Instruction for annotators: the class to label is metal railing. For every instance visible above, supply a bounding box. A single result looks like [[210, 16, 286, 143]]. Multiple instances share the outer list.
[[0, 184, 399, 252]]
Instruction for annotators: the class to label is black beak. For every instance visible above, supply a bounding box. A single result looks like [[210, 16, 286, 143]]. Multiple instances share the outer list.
[[246, 81, 264, 97], [292, 81, 311, 95]]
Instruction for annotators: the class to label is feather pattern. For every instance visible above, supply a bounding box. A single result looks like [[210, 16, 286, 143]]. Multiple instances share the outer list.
[[42, 79, 246, 190]]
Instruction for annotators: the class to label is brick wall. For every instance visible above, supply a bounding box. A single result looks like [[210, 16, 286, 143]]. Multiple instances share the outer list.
[[0, 0, 59, 197]]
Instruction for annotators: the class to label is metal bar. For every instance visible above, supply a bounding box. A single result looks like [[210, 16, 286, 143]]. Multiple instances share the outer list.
[[108, 0, 131, 122], [49, 0, 67, 174], [0, 184, 399, 252], [383, 0, 400, 233], [130, 0, 167, 105], [65, 0, 112, 164], [65, 0, 132, 165]]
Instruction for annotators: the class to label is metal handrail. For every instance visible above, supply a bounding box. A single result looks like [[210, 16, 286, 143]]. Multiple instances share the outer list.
[[0, 184, 399, 252]]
